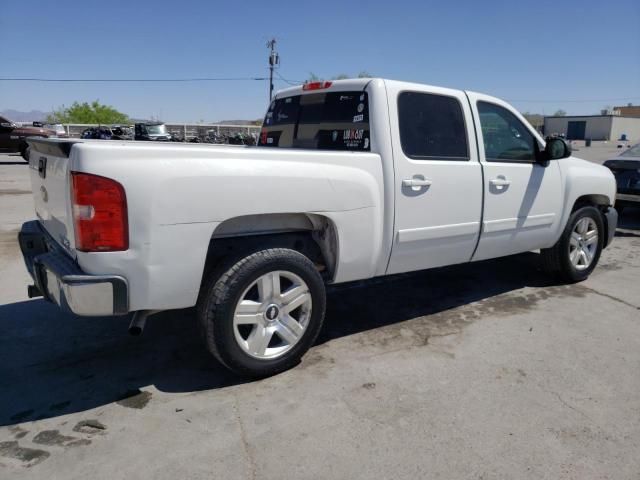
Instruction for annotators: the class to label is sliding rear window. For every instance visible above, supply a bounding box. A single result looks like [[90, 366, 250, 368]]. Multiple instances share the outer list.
[[259, 91, 370, 151]]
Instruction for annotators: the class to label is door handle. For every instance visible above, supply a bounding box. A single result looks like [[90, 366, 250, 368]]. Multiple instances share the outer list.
[[402, 178, 432, 188], [489, 178, 511, 187]]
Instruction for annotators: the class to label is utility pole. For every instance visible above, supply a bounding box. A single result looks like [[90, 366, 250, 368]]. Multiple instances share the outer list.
[[266, 38, 279, 101]]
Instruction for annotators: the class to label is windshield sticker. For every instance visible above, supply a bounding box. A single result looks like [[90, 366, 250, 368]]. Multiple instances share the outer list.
[[285, 98, 292, 103], [360, 94, 365, 101], [364, 138, 369, 149], [343, 129, 366, 148], [353, 114, 364, 123], [332, 130, 338, 142], [357, 103, 364, 113]]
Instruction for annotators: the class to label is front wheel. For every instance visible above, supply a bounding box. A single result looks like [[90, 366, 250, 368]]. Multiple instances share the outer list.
[[20, 143, 30, 162], [197, 248, 326, 377], [540, 206, 604, 283]]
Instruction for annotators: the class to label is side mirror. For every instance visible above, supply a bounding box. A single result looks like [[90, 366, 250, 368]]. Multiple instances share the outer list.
[[544, 137, 571, 160]]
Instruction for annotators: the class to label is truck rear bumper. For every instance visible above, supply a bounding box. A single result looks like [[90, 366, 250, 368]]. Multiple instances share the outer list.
[[18, 220, 128, 316]]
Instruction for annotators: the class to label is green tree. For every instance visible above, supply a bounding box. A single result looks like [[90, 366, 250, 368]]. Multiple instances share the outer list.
[[46, 100, 129, 124], [522, 112, 544, 129], [553, 109, 566, 117]]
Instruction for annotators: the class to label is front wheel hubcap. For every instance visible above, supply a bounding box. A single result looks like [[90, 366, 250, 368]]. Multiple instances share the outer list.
[[233, 270, 312, 360], [569, 217, 598, 271]]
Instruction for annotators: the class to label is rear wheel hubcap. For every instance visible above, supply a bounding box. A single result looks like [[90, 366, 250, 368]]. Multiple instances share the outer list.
[[233, 270, 312, 360]]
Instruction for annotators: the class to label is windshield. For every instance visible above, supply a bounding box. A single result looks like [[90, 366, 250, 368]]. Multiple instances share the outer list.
[[621, 144, 640, 157], [146, 124, 168, 136], [258, 91, 370, 151]]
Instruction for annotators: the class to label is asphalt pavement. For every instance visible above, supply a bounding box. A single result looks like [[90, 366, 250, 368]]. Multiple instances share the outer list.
[[1, 151, 639, 479]]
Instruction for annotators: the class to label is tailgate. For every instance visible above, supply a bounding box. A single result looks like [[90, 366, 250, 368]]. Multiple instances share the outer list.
[[27, 138, 80, 256]]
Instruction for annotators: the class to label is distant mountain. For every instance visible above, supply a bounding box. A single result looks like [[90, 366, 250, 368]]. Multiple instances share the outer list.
[[1, 109, 51, 122]]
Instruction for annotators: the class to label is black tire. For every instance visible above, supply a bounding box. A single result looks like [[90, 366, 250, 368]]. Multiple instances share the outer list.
[[20, 143, 29, 162], [197, 248, 326, 377], [540, 206, 604, 283]]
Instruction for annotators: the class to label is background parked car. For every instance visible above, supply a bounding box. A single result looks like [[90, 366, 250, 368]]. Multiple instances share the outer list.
[[134, 122, 172, 141], [0, 115, 55, 160], [81, 126, 114, 139], [44, 124, 69, 138], [110, 125, 133, 140], [604, 143, 640, 215]]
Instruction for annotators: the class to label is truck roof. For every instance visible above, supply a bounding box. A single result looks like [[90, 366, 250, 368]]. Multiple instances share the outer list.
[[274, 78, 503, 107], [275, 78, 468, 98]]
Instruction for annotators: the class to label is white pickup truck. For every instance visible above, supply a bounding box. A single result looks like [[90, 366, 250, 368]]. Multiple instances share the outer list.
[[20, 78, 617, 376]]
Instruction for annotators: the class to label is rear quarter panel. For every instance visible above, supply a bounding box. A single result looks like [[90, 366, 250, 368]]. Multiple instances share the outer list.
[[70, 141, 385, 311]]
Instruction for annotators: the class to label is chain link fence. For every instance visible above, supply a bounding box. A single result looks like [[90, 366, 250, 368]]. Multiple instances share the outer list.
[[46, 123, 261, 143]]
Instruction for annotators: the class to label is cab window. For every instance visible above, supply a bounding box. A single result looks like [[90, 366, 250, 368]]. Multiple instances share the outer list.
[[259, 91, 370, 151], [477, 102, 536, 162], [397, 92, 469, 160]]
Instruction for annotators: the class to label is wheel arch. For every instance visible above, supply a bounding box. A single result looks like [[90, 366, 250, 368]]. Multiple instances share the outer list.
[[202, 213, 339, 285], [571, 194, 611, 211]]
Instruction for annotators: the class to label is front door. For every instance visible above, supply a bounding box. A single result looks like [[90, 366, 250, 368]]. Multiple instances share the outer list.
[[386, 84, 483, 275], [467, 94, 563, 261]]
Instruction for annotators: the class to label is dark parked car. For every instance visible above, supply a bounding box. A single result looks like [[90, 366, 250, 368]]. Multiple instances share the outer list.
[[604, 143, 640, 214], [134, 122, 172, 141], [0, 116, 55, 160]]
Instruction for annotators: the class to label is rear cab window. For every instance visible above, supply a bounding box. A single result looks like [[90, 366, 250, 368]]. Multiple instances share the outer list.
[[259, 91, 370, 151]]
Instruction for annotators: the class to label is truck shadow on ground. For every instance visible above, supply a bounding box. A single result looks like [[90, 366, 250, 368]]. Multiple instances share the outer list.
[[0, 250, 566, 427], [1, 209, 638, 428], [0, 153, 28, 166]]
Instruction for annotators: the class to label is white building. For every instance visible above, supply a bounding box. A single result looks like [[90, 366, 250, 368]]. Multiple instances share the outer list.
[[544, 115, 640, 142]]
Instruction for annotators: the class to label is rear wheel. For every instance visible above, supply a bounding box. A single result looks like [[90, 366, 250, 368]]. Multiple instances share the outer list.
[[540, 206, 604, 282], [197, 248, 326, 377]]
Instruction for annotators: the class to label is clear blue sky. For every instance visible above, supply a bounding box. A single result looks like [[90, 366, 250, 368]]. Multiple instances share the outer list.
[[1, 0, 639, 122]]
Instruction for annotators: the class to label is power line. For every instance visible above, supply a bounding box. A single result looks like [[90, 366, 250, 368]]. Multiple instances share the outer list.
[[275, 71, 302, 86], [0, 77, 268, 82]]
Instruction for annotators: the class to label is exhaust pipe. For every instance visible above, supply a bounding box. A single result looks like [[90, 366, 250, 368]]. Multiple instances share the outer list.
[[128, 310, 160, 336]]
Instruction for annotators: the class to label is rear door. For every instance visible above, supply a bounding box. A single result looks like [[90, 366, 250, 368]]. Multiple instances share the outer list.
[[467, 93, 563, 261], [386, 83, 483, 275]]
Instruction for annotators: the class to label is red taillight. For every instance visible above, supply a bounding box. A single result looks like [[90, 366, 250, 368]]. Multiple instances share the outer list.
[[302, 81, 333, 91], [71, 172, 128, 252]]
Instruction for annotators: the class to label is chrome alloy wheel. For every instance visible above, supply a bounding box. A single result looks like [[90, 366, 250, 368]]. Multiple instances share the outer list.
[[233, 270, 312, 359], [569, 217, 599, 271]]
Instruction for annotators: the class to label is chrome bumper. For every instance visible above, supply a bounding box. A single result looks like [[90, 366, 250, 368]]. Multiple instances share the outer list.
[[604, 207, 618, 248], [616, 193, 640, 204], [18, 221, 128, 316]]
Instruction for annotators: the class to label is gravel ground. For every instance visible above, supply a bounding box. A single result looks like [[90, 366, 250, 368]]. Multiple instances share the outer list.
[[1, 151, 639, 480]]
